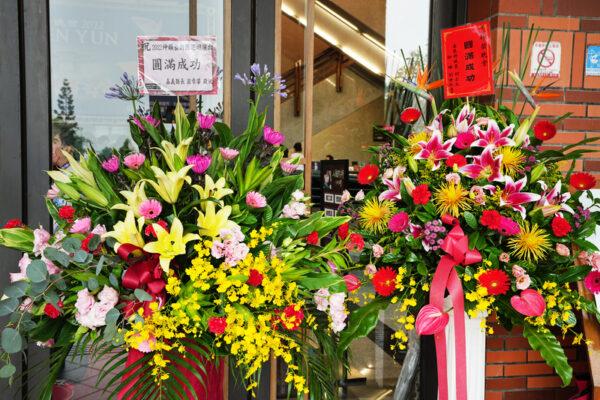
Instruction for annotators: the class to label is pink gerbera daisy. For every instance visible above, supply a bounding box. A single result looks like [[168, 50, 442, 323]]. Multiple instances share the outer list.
[[246, 191, 267, 208], [585, 271, 600, 294], [138, 199, 162, 219]]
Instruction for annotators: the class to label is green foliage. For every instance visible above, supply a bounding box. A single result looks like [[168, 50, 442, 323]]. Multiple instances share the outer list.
[[523, 324, 572, 386], [337, 298, 390, 357]]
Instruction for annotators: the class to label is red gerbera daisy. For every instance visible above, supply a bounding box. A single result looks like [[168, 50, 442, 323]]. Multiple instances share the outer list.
[[357, 164, 380, 185], [551, 216, 572, 237], [2, 218, 24, 229], [533, 120, 557, 141], [477, 269, 510, 295], [569, 172, 596, 191], [412, 184, 431, 205], [372, 267, 398, 297], [400, 107, 421, 124], [445, 154, 467, 169]]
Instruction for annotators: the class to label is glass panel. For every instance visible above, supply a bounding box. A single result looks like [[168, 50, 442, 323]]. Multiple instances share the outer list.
[[50, 0, 189, 160], [197, 0, 225, 116]]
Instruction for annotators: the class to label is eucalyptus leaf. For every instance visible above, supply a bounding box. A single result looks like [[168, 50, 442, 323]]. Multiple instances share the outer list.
[[87, 277, 99, 291], [95, 255, 106, 275], [1, 328, 22, 354], [30, 280, 48, 295], [87, 235, 101, 251], [26, 260, 48, 283], [73, 250, 89, 263], [134, 289, 153, 302], [105, 308, 120, 326], [44, 247, 69, 267], [0, 298, 19, 317], [0, 363, 16, 378], [4, 282, 28, 298], [109, 273, 119, 288], [62, 237, 82, 253]]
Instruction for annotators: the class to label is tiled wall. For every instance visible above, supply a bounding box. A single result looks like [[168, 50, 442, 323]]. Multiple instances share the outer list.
[[467, 0, 600, 398]]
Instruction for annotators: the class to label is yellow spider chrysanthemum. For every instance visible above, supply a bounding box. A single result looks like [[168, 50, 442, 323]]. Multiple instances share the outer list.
[[508, 222, 551, 262], [497, 147, 525, 176], [434, 183, 471, 217], [408, 132, 430, 155], [359, 198, 396, 234]]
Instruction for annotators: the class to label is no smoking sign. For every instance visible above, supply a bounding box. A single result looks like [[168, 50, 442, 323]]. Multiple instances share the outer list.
[[530, 41, 561, 78]]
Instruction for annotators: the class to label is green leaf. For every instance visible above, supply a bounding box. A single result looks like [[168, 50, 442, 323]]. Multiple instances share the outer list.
[[95, 255, 106, 275], [0, 298, 19, 316], [0, 363, 16, 378], [27, 259, 48, 283], [523, 324, 572, 386], [87, 235, 101, 251], [1, 328, 22, 354], [338, 298, 390, 357], [4, 282, 28, 298], [556, 265, 591, 284], [134, 289, 153, 302], [463, 211, 478, 229], [87, 277, 99, 291], [72, 250, 89, 263], [62, 237, 82, 253], [105, 308, 120, 326], [109, 273, 119, 288], [298, 273, 345, 291]]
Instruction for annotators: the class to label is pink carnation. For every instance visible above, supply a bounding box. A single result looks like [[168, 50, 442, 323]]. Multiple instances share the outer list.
[[555, 243, 570, 257], [372, 244, 384, 258], [246, 191, 267, 208], [123, 153, 146, 170], [70, 217, 92, 234], [186, 154, 211, 174], [101, 155, 120, 173], [220, 147, 239, 161], [516, 274, 531, 290], [138, 199, 162, 219], [388, 212, 409, 233], [364, 263, 377, 276]]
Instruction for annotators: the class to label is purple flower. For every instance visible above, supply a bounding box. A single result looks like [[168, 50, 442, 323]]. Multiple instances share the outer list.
[[101, 155, 120, 173], [186, 154, 212, 174], [197, 113, 217, 130], [105, 72, 142, 101], [235, 64, 287, 98], [263, 125, 285, 146]]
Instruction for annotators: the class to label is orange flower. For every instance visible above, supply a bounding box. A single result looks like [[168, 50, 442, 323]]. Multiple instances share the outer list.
[[416, 65, 444, 91]]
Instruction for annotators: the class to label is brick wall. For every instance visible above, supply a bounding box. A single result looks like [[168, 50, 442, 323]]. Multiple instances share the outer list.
[[466, 0, 600, 397]]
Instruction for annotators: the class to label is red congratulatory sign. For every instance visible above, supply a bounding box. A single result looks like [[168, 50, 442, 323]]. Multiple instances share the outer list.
[[441, 21, 494, 99]]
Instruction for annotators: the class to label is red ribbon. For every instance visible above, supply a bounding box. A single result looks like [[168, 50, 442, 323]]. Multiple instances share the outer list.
[[429, 218, 481, 400]]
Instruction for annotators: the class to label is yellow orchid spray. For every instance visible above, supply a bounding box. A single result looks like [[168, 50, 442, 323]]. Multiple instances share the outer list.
[[143, 217, 199, 272], [112, 181, 148, 217], [193, 175, 234, 210], [155, 138, 193, 171], [103, 210, 145, 251], [196, 202, 238, 237], [145, 165, 192, 204]]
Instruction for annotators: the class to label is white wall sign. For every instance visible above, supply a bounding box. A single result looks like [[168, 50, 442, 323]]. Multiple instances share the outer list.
[[530, 41, 561, 78], [137, 35, 217, 96]]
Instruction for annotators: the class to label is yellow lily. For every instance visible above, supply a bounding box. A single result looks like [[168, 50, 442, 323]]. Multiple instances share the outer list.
[[143, 217, 199, 272], [156, 138, 193, 171], [112, 181, 148, 217], [145, 166, 192, 204], [193, 175, 233, 210], [61, 150, 96, 187], [196, 202, 238, 237], [103, 211, 145, 251]]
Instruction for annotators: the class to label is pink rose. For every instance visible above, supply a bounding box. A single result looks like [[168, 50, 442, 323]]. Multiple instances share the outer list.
[[10, 253, 30, 282], [516, 274, 531, 290], [578, 251, 590, 265], [372, 244, 384, 259], [97, 286, 119, 307], [69, 217, 92, 234], [555, 243, 570, 257], [364, 263, 377, 276], [75, 288, 95, 315], [33, 227, 51, 256], [511, 264, 526, 278]]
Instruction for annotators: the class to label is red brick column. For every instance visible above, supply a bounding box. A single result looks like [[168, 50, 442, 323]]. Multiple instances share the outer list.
[[466, 1, 600, 397]]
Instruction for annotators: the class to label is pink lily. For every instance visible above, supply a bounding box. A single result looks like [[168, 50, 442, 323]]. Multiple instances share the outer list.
[[453, 104, 475, 134], [459, 148, 504, 182], [379, 166, 403, 201], [494, 176, 541, 218], [414, 131, 455, 170], [471, 120, 515, 149], [535, 180, 574, 216]]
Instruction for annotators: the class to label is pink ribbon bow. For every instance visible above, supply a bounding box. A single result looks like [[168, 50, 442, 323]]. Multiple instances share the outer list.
[[421, 219, 481, 400]]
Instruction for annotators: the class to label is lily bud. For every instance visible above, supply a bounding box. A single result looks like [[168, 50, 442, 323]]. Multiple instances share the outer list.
[[513, 106, 540, 146], [529, 163, 546, 183], [446, 125, 458, 138], [402, 177, 415, 195], [0, 227, 34, 252], [77, 181, 109, 207], [407, 157, 418, 174], [54, 182, 81, 201]]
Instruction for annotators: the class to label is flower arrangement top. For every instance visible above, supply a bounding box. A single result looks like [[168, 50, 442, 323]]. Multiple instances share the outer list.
[[343, 99, 600, 387], [0, 65, 358, 399]]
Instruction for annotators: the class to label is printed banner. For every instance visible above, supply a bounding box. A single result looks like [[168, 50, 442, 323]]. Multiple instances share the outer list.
[[441, 22, 494, 99], [530, 41, 561, 78], [137, 36, 218, 96]]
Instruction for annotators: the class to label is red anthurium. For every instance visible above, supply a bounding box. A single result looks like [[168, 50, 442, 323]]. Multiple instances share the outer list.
[[416, 304, 449, 335], [343, 274, 361, 292], [510, 289, 546, 317]]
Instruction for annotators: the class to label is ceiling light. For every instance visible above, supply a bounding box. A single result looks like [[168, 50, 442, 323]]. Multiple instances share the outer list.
[[316, 1, 359, 31]]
